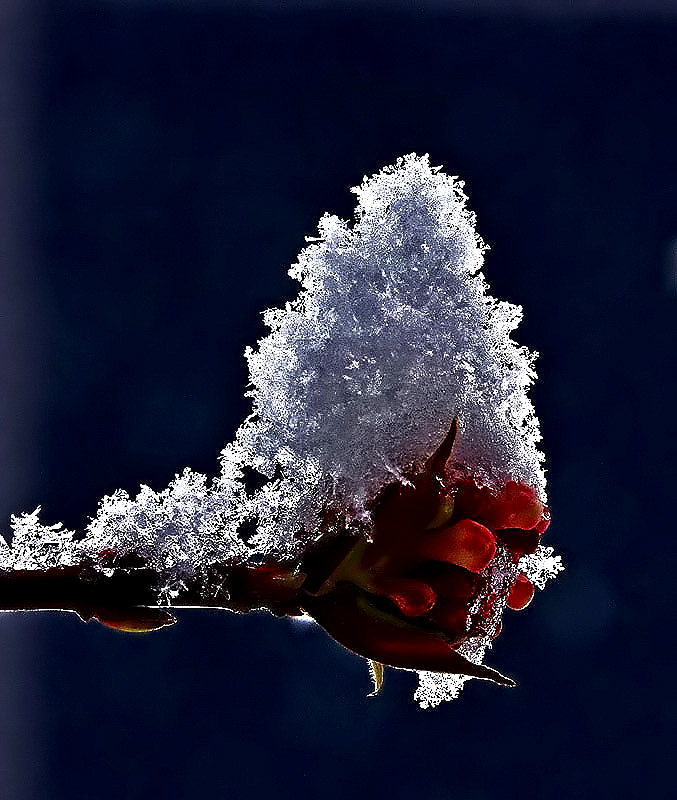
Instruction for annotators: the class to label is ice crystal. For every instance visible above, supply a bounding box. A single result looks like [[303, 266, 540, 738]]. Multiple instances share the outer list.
[[1, 154, 560, 707], [520, 546, 564, 590]]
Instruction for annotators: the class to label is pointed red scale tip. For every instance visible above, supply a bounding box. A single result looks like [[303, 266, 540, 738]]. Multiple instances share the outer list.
[[418, 519, 497, 573], [506, 574, 535, 611], [302, 583, 515, 684], [427, 417, 458, 477]]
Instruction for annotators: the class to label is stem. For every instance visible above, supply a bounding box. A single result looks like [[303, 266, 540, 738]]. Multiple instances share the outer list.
[[0, 557, 301, 622]]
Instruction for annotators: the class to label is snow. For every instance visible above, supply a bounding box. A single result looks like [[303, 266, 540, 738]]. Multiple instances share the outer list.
[[239, 154, 546, 558], [1, 153, 560, 706], [520, 545, 565, 589]]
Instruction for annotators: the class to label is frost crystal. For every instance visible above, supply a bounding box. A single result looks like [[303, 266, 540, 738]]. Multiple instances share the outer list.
[[1, 154, 560, 707], [520, 546, 564, 590]]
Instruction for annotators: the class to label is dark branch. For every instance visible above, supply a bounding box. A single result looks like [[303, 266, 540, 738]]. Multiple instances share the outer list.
[[0, 555, 306, 631]]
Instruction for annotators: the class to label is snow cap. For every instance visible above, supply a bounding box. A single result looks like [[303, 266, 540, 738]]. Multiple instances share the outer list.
[[239, 153, 545, 556]]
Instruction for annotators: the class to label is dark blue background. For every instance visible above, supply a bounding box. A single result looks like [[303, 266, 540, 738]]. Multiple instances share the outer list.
[[7, 2, 677, 798]]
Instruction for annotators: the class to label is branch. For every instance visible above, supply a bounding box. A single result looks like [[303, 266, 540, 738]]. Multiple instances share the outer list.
[[0, 555, 305, 631]]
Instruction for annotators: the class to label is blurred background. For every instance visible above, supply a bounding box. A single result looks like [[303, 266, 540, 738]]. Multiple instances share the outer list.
[[2, 1, 676, 797]]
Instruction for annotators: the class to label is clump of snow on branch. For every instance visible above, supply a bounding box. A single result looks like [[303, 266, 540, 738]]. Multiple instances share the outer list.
[[2, 154, 543, 572], [1, 461, 249, 592], [238, 153, 545, 557], [1, 153, 557, 707]]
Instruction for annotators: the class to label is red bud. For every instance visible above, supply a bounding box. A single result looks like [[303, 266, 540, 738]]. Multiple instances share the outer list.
[[418, 519, 497, 573], [506, 574, 535, 610]]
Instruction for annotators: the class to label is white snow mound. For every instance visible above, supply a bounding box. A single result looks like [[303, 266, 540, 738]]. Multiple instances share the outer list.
[[2, 154, 555, 707]]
